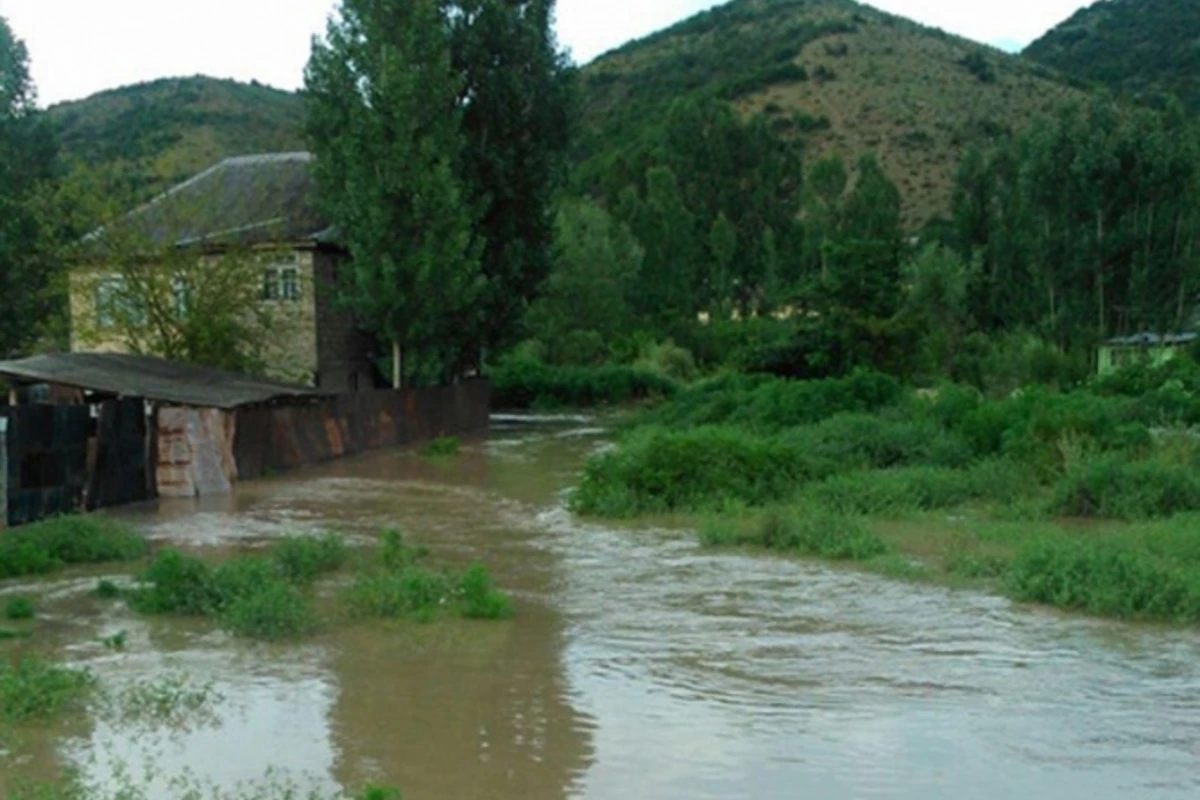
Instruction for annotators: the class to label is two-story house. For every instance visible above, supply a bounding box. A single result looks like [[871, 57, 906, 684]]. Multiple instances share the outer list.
[[69, 152, 378, 391]]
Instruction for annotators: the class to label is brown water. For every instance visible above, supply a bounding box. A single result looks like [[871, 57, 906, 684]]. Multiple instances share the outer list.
[[4, 415, 1200, 799]]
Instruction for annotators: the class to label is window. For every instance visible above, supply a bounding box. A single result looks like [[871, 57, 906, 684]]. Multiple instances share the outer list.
[[95, 277, 146, 328], [172, 275, 188, 319], [262, 254, 302, 303]]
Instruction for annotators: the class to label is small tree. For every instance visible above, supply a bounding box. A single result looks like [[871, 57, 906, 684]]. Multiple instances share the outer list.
[[902, 243, 979, 377], [525, 198, 642, 363]]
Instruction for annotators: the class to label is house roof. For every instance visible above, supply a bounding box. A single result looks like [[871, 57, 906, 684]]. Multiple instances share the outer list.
[[93, 152, 337, 250], [0, 353, 329, 409], [1104, 332, 1199, 347]]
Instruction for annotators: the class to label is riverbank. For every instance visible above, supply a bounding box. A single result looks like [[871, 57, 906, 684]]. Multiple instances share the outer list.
[[570, 362, 1200, 625]]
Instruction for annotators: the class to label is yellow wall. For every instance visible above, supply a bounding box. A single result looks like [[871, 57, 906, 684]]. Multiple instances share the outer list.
[[68, 247, 320, 385]]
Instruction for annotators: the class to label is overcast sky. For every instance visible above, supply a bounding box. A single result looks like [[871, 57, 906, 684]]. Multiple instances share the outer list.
[[0, 0, 1092, 107]]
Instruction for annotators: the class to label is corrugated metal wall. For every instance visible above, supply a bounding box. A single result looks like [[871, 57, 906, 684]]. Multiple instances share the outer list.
[[234, 380, 492, 481]]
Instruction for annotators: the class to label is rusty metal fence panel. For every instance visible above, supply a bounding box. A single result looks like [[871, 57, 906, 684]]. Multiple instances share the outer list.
[[233, 380, 491, 481]]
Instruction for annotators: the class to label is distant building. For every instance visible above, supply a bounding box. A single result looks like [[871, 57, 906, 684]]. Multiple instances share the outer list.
[[1097, 332, 1198, 376], [68, 153, 377, 391]]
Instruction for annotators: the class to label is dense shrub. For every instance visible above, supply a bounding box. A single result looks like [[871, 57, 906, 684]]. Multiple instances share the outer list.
[[271, 534, 349, 584], [797, 412, 973, 470], [1006, 535, 1200, 622], [490, 357, 678, 409], [572, 426, 830, 516], [220, 581, 318, 640], [805, 460, 1033, 516], [0, 516, 148, 580], [646, 370, 903, 431], [1054, 456, 1200, 519], [757, 510, 891, 560]]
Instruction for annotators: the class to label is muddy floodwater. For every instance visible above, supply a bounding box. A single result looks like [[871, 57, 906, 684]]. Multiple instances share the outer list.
[[4, 415, 1200, 799]]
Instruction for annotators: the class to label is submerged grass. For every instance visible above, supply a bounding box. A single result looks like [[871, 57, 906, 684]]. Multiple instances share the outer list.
[[420, 436, 462, 458], [4, 597, 35, 620], [0, 516, 148, 580], [0, 656, 95, 724], [127, 530, 512, 638], [344, 531, 513, 622]]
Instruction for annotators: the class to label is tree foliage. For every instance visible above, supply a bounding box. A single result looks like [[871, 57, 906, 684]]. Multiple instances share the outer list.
[[0, 15, 61, 357], [306, 0, 483, 385], [950, 97, 1200, 348]]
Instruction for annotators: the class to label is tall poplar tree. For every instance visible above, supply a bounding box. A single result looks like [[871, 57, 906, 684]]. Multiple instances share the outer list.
[[305, 0, 482, 387], [444, 0, 575, 359]]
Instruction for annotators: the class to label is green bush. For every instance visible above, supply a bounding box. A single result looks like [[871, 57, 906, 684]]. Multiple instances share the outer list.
[[128, 550, 217, 615], [344, 568, 455, 620], [459, 565, 514, 620], [1054, 456, 1200, 519], [646, 370, 903, 431], [1006, 535, 1200, 622], [633, 340, 698, 382], [572, 426, 830, 516], [490, 357, 679, 409], [757, 510, 891, 560], [271, 534, 349, 584], [0, 656, 96, 724], [219, 582, 318, 640], [4, 597, 35, 620], [420, 436, 462, 458], [0, 516, 148, 580]]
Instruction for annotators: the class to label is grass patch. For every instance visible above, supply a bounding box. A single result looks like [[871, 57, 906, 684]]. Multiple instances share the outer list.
[[4, 597, 35, 620], [344, 531, 513, 622], [420, 436, 462, 458], [127, 531, 510, 638], [0, 516, 147, 580], [701, 509, 891, 561], [0, 656, 95, 724], [271, 534, 348, 584]]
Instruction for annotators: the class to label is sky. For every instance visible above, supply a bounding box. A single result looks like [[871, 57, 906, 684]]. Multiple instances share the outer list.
[[0, 0, 1094, 107]]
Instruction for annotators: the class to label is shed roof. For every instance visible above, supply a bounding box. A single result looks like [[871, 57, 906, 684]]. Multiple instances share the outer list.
[[92, 152, 337, 250], [0, 353, 328, 409]]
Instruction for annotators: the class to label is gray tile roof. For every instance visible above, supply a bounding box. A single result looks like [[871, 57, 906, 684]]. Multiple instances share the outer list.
[[97, 152, 334, 249]]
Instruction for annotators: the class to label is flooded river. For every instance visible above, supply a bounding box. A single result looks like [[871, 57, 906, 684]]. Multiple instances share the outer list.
[[4, 416, 1200, 798]]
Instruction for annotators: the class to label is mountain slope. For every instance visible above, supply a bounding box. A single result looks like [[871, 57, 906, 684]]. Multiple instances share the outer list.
[[48, 76, 306, 200], [1025, 0, 1200, 112], [580, 0, 1085, 226]]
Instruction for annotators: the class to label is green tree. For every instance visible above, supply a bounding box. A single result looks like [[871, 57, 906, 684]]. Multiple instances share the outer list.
[[823, 154, 904, 318], [444, 0, 576, 363], [305, 0, 482, 387], [526, 198, 642, 363], [902, 244, 978, 375], [617, 166, 700, 324], [708, 212, 738, 318], [0, 15, 60, 357]]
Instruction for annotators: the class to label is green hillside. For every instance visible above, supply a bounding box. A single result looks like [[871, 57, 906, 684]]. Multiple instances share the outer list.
[[1025, 0, 1200, 112], [579, 0, 1084, 226], [48, 76, 306, 200]]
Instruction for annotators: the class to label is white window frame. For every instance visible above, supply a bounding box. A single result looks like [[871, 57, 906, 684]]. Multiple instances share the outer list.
[[261, 253, 302, 303]]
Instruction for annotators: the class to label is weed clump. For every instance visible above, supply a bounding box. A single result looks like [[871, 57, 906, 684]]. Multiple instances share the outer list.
[[271, 534, 348, 584], [1005, 535, 1200, 622], [1053, 457, 1200, 519], [344, 531, 513, 622], [421, 436, 462, 458], [128, 543, 321, 640], [0, 656, 95, 723], [4, 596, 35, 620], [0, 516, 147, 580]]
